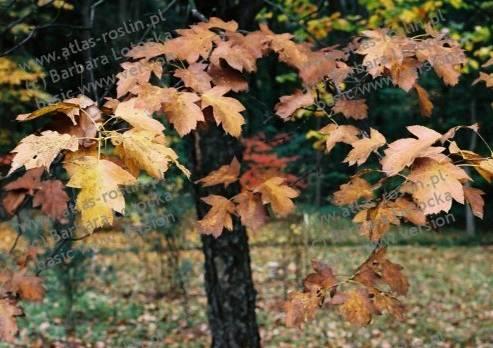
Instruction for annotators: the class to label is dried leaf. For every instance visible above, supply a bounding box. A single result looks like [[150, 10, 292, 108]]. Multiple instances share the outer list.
[[333, 177, 374, 206], [254, 177, 299, 217], [65, 156, 136, 232], [114, 98, 165, 135], [401, 158, 470, 215], [197, 195, 236, 238], [353, 201, 400, 241], [113, 129, 190, 179], [196, 157, 240, 188], [344, 128, 386, 166], [116, 60, 163, 98], [381, 125, 444, 176], [319, 124, 360, 153], [174, 63, 212, 93], [9, 131, 79, 175], [32, 180, 69, 222], [201, 86, 246, 137], [333, 99, 368, 120], [232, 191, 267, 230], [208, 64, 249, 92], [463, 186, 485, 219], [415, 84, 433, 117], [162, 89, 204, 136], [275, 90, 314, 120], [337, 289, 374, 326]]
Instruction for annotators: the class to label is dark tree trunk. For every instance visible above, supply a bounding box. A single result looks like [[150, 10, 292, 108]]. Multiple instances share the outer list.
[[192, 127, 261, 348], [187, 3, 264, 346]]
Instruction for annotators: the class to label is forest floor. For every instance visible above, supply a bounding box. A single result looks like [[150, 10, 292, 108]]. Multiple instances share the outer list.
[[1, 220, 492, 348]]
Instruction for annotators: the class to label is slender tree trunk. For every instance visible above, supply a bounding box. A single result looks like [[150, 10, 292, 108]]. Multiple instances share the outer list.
[[81, 0, 98, 100], [466, 97, 478, 236], [192, 127, 261, 348]]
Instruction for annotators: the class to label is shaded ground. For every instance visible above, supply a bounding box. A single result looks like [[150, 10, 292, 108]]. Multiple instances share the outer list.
[[1, 221, 492, 347]]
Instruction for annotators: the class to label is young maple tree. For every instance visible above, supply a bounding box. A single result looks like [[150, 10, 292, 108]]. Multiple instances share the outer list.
[[1, 15, 492, 345]]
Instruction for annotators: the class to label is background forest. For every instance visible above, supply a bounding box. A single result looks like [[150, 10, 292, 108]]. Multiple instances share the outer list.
[[0, 0, 492, 347]]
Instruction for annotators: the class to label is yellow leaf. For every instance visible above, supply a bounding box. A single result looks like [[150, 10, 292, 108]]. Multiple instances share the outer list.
[[65, 156, 136, 232], [113, 129, 190, 179]]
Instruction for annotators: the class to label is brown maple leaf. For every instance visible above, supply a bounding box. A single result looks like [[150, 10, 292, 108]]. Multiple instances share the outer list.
[[463, 187, 485, 219], [161, 89, 204, 136], [116, 60, 163, 98], [163, 24, 218, 64], [354, 247, 409, 296], [381, 125, 444, 176], [114, 98, 165, 135], [208, 64, 249, 92], [353, 201, 401, 241], [210, 39, 258, 73], [333, 98, 368, 120], [8, 131, 79, 175], [344, 128, 386, 166], [415, 84, 433, 117], [32, 180, 69, 223], [174, 63, 212, 93], [416, 37, 465, 86], [319, 124, 360, 153], [390, 58, 418, 92], [401, 158, 470, 215], [201, 86, 246, 137], [337, 289, 375, 326], [275, 90, 314, 120], [356, 29, 410, 77], [254, 176, 299, 217], [232, 191, 267, 230], [332, 177, 374, 206], [197, 195, 236, 238], [196, 157, 240, 188]]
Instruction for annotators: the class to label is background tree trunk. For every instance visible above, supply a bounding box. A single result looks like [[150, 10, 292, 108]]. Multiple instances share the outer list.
[[465, 97, 478, 236]]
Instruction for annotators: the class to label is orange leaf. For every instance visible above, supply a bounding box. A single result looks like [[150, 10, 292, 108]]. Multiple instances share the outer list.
[[162, 89, 204, 136], [415, 84, 433, 117], [197, 195, 236, 238], [401, 158, 470, 215], [254, 177, 298, 217], [381, 125, 444, 176], [319, 124, 360, 153], [201, 86, 246, 137], [174, 63, 212, 93], [232, 191, 267, 230], [333, 99, 368, 120], [463, 186, 485, 219], [344, 128, 386, 166], [275, 90, 314, 120], [196, 157, 240, 188], [332, 177, 374, 206]]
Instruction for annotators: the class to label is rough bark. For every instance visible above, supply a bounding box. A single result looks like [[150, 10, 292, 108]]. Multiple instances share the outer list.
[[187, 3, 265, 346], [192, 127, 261, 348]]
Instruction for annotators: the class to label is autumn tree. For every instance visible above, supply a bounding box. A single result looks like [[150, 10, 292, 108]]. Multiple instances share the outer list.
[[2, 6, 493, 348]]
